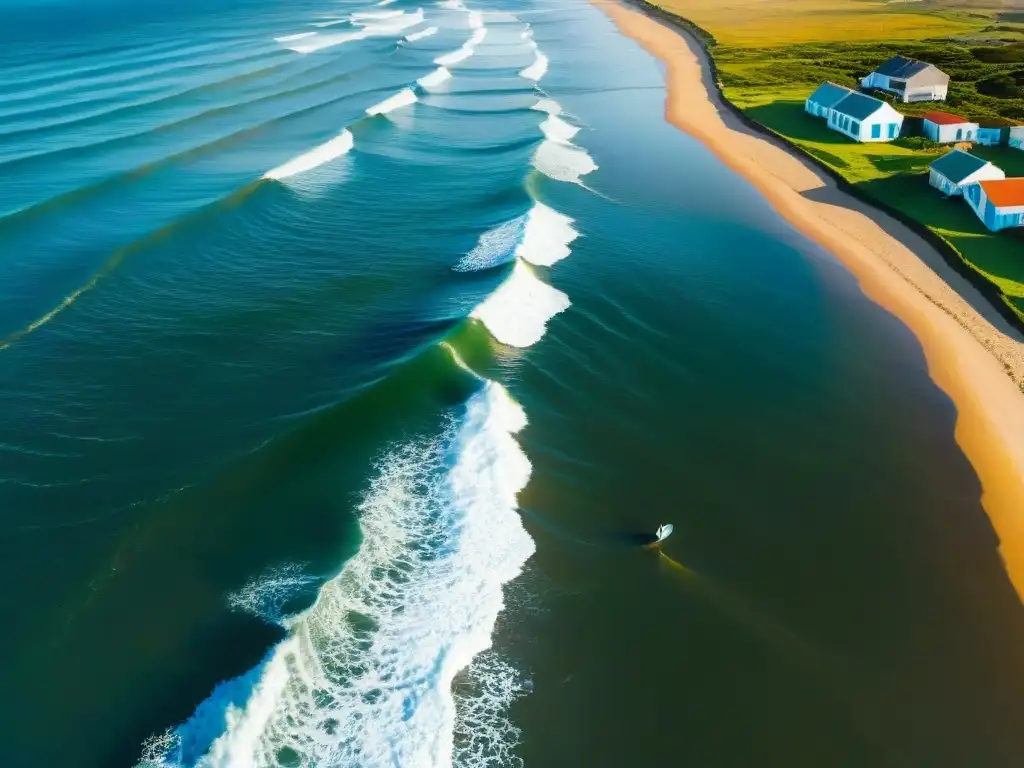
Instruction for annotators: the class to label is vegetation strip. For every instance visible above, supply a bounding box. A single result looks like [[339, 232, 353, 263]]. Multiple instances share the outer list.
[[634, 0, 1024, 329]]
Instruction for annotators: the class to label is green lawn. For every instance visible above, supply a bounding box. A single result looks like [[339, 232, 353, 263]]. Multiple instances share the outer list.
[[732, 97, 1024, 319]]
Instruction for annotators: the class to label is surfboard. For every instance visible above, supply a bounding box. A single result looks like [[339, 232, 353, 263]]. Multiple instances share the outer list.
[[655, 523, 673, 542]]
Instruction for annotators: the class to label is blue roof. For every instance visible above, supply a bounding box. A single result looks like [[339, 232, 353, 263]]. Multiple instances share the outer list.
[[808, 82, 852, 108], [875, 55, 932, 79], [930, 149, 990, 184], [832, 92, 887, 121]]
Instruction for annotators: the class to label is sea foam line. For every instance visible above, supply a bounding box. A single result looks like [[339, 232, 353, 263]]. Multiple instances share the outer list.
[[455, 202, 577, 273], [365, 87, 418, 115], [405, 25, 438, 41], [137, 379, 535, 768], [434, 27, 487, 66], [519, 49, 548, 82], [417, 66, 452, 89], [281, 8, 423, 52], [528, 98, 597, 186], [471, 260, 571, 348], [263, 130, 353, 180]]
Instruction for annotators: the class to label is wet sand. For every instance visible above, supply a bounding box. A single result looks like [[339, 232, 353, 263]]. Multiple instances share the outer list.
[[594, 0, 1024, 600]]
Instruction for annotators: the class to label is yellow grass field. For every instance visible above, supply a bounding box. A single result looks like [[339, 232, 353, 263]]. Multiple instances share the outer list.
[[652, 0, 984, 45]]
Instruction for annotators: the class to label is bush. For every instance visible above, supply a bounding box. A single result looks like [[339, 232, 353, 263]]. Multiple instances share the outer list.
[[977, 71, 1024, 98], [971, 42, 1024, 63]]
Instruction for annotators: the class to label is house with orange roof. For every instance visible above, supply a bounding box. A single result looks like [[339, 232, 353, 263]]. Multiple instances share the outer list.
[[922, 111, 979, 144], [964, 178, 1024, 231]]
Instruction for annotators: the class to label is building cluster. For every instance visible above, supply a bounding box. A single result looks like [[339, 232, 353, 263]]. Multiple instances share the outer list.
[[804, 55, 1024, 232]]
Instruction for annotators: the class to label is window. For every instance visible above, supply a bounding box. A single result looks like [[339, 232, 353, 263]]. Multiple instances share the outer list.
[[967, 131, 974, 141], [888, 123, 898, 139], [967, 184, 980, 204], [956, 128, 963, 141], [844, 117, 851, 131], [871, 123, 881, 139], [851, 120, 860, 135]]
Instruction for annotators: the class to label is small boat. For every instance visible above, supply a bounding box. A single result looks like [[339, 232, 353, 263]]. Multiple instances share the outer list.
[[655, 523, 673, 543]]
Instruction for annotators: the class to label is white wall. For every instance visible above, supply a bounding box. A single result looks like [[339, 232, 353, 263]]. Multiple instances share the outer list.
[[924, 121, 979, 143]]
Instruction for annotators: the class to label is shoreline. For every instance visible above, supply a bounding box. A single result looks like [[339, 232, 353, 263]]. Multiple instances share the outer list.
[[594, 0, 1024, 601]]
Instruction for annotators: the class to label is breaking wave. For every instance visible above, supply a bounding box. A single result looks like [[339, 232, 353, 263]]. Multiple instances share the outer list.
[[454, 217, 526, 272], [516, 203, 578, 267], [518, 50, 548, 82], [455, 202, 577, 273], [435, 28, 487, 67], [418, 66, 453, 89], [365, 88, 418, 116], [138, 378, 535, 768], [405, 25, 439, 42], [263, 130, 353, 180], [471, 261, 570, 348], [282, 9, 424, 53]]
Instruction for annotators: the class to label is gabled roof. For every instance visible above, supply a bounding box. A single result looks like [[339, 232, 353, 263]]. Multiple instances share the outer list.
[[923, 110, 974, 126], [808, 82, 852, 108], [930, 149, 990, 184], [980, 178, 1024, 208], [874, 55, 934, 79], [832, 92, 888, 121]]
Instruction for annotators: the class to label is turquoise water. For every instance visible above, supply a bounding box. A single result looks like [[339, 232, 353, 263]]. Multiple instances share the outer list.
[[3, 0, 1024, 765]]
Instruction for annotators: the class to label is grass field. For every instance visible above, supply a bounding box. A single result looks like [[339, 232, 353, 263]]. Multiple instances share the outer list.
[[652, 0, 1024, 321], [653, 0, 986, 45], [733, 97, 1024, 315]]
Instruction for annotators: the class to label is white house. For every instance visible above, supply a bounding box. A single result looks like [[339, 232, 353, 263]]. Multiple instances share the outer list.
[[964, 178, 1024, 231], [861, 56, 949, 103], [805, 82, 853, 118], [928, 149, 1004, 196], [1011, 126, 1024, 151], [922, 111, 979, 144], [826, 92, 903, 142]]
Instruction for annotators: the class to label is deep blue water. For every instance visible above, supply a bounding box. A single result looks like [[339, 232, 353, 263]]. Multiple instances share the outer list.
[[3, 0, 1024, 766]]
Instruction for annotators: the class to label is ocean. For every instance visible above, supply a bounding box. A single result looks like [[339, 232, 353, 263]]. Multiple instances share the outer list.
[[3, 0, 1024, 765]]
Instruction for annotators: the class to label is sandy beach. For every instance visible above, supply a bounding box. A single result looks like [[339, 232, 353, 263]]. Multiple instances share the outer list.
[[596, 0, 1024, 600]]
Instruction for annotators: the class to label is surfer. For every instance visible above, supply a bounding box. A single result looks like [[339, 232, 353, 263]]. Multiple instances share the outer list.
[[651, 523, 673, 546]]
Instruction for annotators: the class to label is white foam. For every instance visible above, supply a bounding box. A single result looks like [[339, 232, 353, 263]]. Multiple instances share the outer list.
[[467, 10, 484, 28], [282, 29, 365, 52], [289, 8, 424, 51], [453, 653, 530, 768], [378, 0, 397, 5], [531, 98, 561, 116], [454, 216, 525, 272], [438, 0, 465, 8], [417, 66, 452, 89], [228, 563, 319, 627], [138, 381, 536, 768], [366, 87, 418, 115], [404, 25, 438, 41], [540, 113, 579, 144], [516, 203, 578, 267], [263, 130, 353, 180], [472, 261, 570, 347], [274, 31, 316, 42], [310, 18, 350, 28], [532, 140, 598, 185], [520, 27, 533, 40], [352, 9, 403, 21], [468, 27, 487, 47], [519, 50, 548, 81], [435, 46, 472, 66], [435, 28, 486, 66]]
